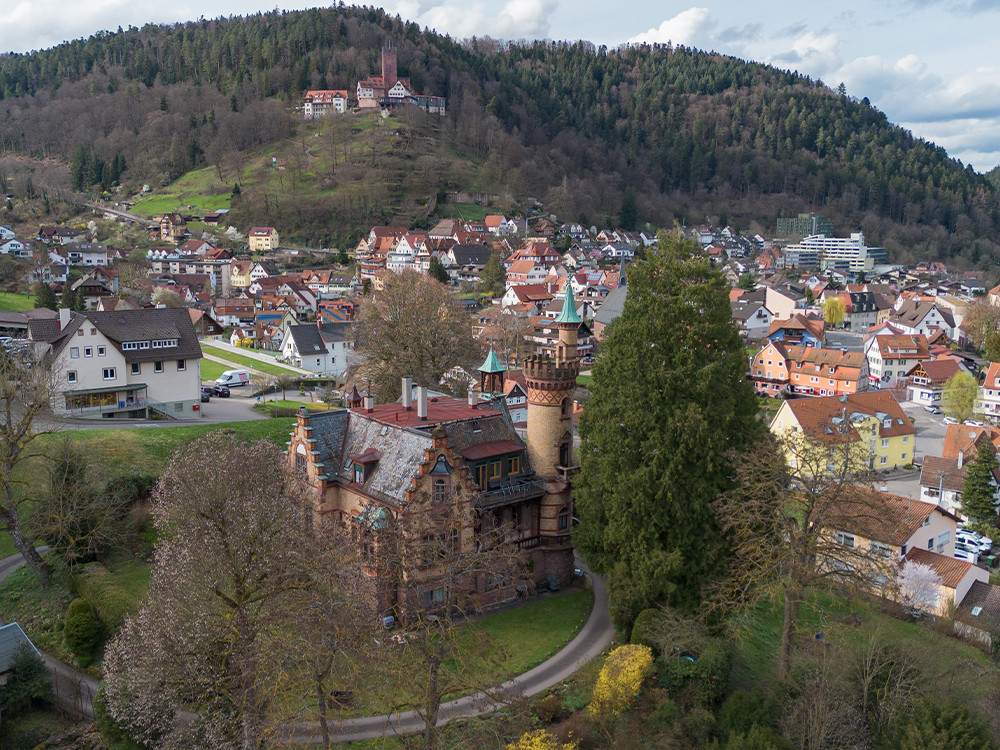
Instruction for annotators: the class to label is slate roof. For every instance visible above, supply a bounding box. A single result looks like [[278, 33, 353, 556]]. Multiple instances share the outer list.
[[956, 580, 1000, 632], [287, 324, 326, 355], [318, 322, 352, 343], [450, 244, 492, 267], [0, 623, 39, 674], [310, 394, 531, 507], [594, 283, 627, 327]]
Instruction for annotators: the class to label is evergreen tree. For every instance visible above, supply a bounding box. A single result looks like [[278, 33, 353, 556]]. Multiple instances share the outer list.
[[0, 644, 53, 718], [478, 252, 505, 297], [962, 440, 998, 527], [619, 185, 638, 231], [428, 255, 450, 284], [737, 272, 756, 292], [575, 231, 764, 631], [32, 281, 57, 311]]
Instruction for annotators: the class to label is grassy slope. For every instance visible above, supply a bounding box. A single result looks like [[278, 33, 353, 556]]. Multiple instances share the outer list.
[[0, 293, 37, 312], [200, 358, 229, 381], [130, 166, 234, 217], [0, 418, 295, 558], [200, 342, 303, 376]]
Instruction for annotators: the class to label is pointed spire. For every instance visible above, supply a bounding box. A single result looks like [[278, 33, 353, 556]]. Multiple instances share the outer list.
[[478, 346, 506, 374], [555, 283, 582, 325]]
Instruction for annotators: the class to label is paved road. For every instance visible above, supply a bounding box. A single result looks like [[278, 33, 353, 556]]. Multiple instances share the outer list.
[[201, 340, 312, 376], [880, 400, 948, 497], [0, 553, 614, 743]]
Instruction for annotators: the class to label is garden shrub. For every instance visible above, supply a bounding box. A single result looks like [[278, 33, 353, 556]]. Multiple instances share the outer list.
[[63, 597, 101, 667], [658, 638, 732, 708], [894, 699, 997, 749], [588, 644, 654, 724], [650, 698, 680, 726], [534, 694, 564, 723], [683, 706, 717, 746], [629, 608, 662, 656], [715, 725, 793, 750], [717, 688, 780, 738], [0, 644, 53, 717], [506, 729, 579, 749], [93, 686, 146, 749]]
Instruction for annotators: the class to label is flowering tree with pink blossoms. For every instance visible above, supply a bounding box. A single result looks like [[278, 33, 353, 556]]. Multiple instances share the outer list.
[[102, 432, 341, 748]]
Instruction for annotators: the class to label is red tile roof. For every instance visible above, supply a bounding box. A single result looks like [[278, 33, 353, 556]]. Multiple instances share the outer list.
[[782, 391, 915, 441], [904, 547, 977, 589], [827, 487, 945, 546], [460, 439, 522, 460], [353, 396, 501, 427]]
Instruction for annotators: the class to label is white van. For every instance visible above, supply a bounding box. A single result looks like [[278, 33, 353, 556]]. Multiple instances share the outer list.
[[215, 369, 250, 387]]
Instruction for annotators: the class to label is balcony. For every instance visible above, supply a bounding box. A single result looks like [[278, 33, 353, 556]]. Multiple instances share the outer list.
[[556, 464, 580, 481], [478, 477, 547, 510]]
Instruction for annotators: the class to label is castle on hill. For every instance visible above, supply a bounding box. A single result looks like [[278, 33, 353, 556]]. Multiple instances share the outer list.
[[356, 44, 446, 114]]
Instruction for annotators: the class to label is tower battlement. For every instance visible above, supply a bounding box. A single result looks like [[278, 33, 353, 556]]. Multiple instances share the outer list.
[[523, 355, 579, 384]]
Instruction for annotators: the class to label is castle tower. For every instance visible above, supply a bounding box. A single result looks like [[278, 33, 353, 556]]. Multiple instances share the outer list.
[[477, 347, 506, 396], [524, 285, 581, 479], [381, 44, 398, 92]]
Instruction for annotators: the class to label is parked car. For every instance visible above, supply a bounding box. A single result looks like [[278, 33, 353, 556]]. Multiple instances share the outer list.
[[953, 544, 980, 563], [963, 419, 985, 427], [923, 404, 942, 415], [200, 386, 212, 403], [943, 416, 959, 425], [212, 384, 231, 397], [957, 529, 993, 553]]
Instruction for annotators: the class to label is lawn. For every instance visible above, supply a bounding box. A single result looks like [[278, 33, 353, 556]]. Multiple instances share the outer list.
[[437, 202, 489, 221], [576, 374, 593, 387], [0, 292, 36, 312], [130, 166, 233, 217], [731, 588, 995, 709], [0, 419, 296, 558], [200, 342, 304, 377], [200, 358, 229, 381], [282, 590, 594, 720], [253, 399, 334, 416]]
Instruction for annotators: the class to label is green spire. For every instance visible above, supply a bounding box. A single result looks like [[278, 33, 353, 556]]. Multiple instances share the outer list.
[[555, 283, 583, 324], [478, 346, 506, 374]]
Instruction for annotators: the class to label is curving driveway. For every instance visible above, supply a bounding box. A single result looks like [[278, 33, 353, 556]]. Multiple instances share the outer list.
[[0, 553, 614, 743]]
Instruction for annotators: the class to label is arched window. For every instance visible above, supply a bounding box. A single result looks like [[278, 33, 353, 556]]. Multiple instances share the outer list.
[[561, 397, 572, 419], [433, 478, 447, 503], [558, 506, 571, 531], [295, 443, 307, 474], [558, 432, 572, 468]]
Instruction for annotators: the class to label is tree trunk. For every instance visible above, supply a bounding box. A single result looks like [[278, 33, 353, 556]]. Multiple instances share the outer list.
[[424, 656, 440, 750], [1, 506, 49, 584], [315, 673, 331, 750], [779, 580, 802, 681]]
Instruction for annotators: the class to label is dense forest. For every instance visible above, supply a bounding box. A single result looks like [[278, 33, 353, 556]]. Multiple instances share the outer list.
[[1, 6, 998, 266]]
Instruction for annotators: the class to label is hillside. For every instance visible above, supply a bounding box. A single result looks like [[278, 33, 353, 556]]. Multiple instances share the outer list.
[[1, 7, 999, 265]]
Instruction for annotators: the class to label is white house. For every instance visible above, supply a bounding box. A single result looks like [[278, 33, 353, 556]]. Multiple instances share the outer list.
[[0, 239, 29, 258], [29, 307, 202, 419], [280, 322, 353, 377], [64, 243, 109, 266], [0, 226, 15, 242]]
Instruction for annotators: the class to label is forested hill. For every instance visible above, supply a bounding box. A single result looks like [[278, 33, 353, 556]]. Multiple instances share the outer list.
[[1, 6, 998, 266]]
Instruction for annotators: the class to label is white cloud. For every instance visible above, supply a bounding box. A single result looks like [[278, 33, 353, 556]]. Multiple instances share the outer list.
[[383, 0, 557, 39], [772, 31, 841, 76], [628, 7, 716, 46]]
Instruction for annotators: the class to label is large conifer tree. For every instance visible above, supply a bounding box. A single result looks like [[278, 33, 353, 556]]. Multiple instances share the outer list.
[[575, 230, 763, 631], [962, 439, 998, 527]]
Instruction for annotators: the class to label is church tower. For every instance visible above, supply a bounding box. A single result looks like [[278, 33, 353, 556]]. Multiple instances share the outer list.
[[524, 286, 581, 478]]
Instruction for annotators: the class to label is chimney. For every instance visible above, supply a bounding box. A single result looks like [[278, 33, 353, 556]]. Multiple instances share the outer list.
[[468, 390, 478, 409], [958, 450, 964, 470], [402, 376, 413, 410], [364, 395, 374, 413], [417, 386, 428, 420], [58, 307, 70, 331]]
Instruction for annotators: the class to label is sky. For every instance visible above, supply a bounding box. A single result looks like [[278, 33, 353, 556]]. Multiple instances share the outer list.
[[2, 1, 999, 172]]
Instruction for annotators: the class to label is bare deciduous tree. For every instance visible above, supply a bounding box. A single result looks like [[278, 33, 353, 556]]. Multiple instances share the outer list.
[[714, 431, 893, 680], [350, 270, 481, 403], [103, 433, 315, 748], [0, 349, 57, 583]]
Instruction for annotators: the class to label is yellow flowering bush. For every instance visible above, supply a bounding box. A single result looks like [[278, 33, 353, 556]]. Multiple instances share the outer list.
[[587, 644, 654, 723], [506, 729, 578, 750]]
